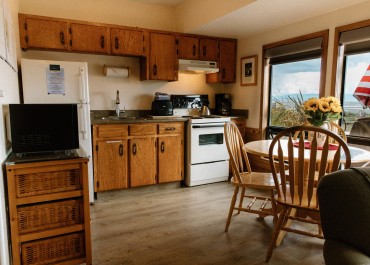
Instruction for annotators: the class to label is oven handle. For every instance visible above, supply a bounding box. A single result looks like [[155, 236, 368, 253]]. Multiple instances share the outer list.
[[192, 125, 225, 128]]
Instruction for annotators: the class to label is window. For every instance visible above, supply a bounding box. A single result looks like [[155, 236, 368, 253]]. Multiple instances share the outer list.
[[332, 20, 370, 145], [262, 30, 329, 138], [269, 58, 321, 127]]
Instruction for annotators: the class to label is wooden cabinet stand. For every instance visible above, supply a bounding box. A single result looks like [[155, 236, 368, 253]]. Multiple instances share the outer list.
[[5, 158, 92, 265]]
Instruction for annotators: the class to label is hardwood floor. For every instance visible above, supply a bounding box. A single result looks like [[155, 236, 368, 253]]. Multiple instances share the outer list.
[[90, 181, 325, 265]]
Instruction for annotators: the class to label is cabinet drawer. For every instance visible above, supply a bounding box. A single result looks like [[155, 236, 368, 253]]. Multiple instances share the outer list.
[[21, 232, 85, 265], [158, 123, 183, 135], [130, 124, 156, 136], [232, 118, 246, 128], [15, 168, 81, 198], [96, 125, 128, 138], [17, 199, 84, 234]]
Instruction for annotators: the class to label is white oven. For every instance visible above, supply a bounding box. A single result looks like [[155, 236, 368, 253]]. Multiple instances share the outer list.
[[186, 117, 230, 186], [171, 94, 230, 186]]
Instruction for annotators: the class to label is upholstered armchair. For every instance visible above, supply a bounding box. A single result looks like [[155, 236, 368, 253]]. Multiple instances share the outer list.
[[317, 167, 370, 265]]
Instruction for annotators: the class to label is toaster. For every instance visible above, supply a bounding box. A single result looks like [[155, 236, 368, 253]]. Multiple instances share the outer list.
[[151, 100, 173, 116]]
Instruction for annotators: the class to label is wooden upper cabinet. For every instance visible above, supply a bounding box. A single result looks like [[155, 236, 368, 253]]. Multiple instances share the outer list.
[[19, 15, 69, 51], [70, 23, 110, 54], [177, 35, 199, 60], [199, 38, 219, 61], [148, 32, 177, 81], [207, 40, 237, 83], [111, 28, 145, 56]]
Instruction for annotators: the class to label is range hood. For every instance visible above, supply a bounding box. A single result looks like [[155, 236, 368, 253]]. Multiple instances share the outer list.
[[178, 59, 219, 74]]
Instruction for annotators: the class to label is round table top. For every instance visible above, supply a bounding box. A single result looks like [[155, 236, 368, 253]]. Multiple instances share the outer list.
[[244, 139, 370, 164]]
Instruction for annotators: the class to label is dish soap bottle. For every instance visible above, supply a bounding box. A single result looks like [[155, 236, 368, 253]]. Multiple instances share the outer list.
[[115, 90, 120, 116]]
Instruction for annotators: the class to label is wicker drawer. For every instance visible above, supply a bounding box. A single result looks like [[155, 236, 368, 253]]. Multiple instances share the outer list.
[[17, 199, 84, 234], [158, 123, 183, 135], [15, 169, 81, 198], [21, 232, 85, 265]]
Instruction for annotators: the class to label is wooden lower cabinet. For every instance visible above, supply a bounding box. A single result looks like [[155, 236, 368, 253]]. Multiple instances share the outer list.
[[158, 135, 183, 183], [130, 137, 157, 187], [93, 122, 184, 191], [95, 139, 128, 191], [5, 158, 92, 265]]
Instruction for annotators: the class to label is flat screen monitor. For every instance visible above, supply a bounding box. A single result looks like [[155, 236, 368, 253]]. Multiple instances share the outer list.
[[9, 104, 79, 154]]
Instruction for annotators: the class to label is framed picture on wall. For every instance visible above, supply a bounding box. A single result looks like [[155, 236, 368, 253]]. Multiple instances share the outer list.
[[241, 55, 257, 86]]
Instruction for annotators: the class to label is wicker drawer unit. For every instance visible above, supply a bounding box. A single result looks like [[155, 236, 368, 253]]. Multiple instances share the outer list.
[[5, 158, 92, 265]]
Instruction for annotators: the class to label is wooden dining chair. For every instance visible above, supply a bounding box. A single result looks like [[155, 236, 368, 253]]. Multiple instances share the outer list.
[[224, 121, 277, 232], [265, 125, 351, 262], [293, 121, 347, 144]]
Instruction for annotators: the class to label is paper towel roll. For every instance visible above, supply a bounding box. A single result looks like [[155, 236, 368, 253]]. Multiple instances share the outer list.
[[104, 66, 130, 78]]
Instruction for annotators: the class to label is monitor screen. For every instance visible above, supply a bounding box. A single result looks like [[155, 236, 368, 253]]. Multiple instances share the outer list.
[[9, 104, 79, 154]]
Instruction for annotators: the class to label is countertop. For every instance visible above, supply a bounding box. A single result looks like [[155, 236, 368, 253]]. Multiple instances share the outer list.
[[90, 109, 248, 125]]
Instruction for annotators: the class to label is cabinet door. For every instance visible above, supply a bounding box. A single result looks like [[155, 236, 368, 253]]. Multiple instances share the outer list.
[[149, 32, 177, 81], [158, 135, 183, 183], [95, 140, 128, 191], [111, 28, 144, 56], [207, 40, 237, 83], [177, 35, 199, 60], [219, 40, 236, 83], [22, 17, 68, 51], [199, 38, 219, 61], [70, 23, 109, 54], [130, 137, 156, 187]]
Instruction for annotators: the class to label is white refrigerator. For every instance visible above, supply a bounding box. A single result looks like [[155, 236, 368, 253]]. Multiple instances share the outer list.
[[20, 58, 94, 203]]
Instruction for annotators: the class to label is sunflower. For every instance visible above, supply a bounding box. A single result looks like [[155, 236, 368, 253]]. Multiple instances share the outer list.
[[318, 99, 331, 112], [304, 98, 319, 111]]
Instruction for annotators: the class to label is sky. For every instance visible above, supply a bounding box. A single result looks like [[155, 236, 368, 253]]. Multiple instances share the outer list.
[[270, 53, 370, 99]]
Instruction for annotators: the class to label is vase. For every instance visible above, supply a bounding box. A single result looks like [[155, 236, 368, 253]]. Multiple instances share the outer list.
[[309, 122, 330, 148]]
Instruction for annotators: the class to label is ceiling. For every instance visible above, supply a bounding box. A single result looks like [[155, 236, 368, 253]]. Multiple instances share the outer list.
[[132, 0, 369, 39]]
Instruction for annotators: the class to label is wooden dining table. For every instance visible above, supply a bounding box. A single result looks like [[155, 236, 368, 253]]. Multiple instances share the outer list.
[[244, 139, 370, 166]]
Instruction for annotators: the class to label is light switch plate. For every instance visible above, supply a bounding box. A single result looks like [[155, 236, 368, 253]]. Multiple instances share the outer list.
[[0, 89, 3, 97]]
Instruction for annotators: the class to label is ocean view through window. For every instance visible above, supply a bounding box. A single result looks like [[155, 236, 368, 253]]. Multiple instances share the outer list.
[[269, 58, 321, 127], [342, 52, 370, 138]]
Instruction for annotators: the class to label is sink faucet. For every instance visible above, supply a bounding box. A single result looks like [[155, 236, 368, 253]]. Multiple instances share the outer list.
[[115, 90, 120, 117]]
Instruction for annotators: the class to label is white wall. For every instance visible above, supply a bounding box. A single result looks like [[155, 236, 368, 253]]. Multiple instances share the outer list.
[[0, 0, 20, 262], [232, 0, 370, 128]]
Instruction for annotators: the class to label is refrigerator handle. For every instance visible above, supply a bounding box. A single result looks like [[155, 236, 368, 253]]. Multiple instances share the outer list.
[[79, 104, 89, 140], [79, 67, 87, 103]]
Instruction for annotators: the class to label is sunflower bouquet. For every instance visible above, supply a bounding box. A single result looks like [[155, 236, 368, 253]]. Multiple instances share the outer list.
[[303, 96, 342, 126]]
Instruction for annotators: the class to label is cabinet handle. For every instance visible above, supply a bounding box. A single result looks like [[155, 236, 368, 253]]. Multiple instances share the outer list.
[[192, 45, 196, 56], [165, 127, 176, 131], [114, 37, 119, 50], [132, 143, 137, 155], [60, 31, 65, 45], [203, 46, 206, 57], [119, 144, 124, 156], [222, 68, 226, 79], [160, 141, 165, 153], [100, 36, 105, 49], [153, 64, 157, 76]]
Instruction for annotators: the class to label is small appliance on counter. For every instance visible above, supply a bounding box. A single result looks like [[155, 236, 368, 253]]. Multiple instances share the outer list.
[[151, 92, 173, 116], [215, 93, 232, 116]]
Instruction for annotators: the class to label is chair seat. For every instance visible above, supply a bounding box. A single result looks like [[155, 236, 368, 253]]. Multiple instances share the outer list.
[[231, 172, 275, 189], [275, 186, 319, 210]]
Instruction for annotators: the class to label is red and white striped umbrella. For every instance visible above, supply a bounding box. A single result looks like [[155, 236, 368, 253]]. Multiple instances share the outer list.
[[353, 64, 370, 109]]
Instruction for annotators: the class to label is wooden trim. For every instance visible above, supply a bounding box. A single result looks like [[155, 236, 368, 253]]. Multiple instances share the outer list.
[[260, 30, 329, 137], [330, 18, 370, 96]]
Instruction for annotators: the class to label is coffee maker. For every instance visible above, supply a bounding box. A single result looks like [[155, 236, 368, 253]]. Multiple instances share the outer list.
[[215, 93, 232, 116]]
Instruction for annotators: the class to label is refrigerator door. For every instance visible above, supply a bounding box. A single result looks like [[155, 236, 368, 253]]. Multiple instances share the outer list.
[[21, 58, 94, 202], [21, 58, 89, 104]]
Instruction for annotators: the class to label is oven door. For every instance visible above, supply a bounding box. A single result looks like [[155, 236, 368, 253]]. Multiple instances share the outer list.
[[189, 123, 229, 164]]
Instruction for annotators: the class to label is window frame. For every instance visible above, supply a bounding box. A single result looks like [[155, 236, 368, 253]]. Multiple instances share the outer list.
[[331, 19, 370, 145], [260, 30, 329, 138]]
